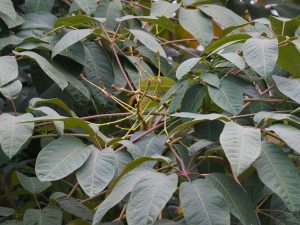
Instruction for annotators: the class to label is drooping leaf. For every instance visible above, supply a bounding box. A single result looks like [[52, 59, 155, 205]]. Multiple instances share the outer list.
[[243, 38, 278, 79], [0, 56, 18, 87], [179, 179, 230, 225], [0, 80, 22, 100], [126, 173, 178, 225], [267, 124, 300, 154], [273, 75, 300, 103], [23, 206, 62, 225], [76, 147, 117, 197], [35, 136, 93, 181], [218, 52, 245, 70], [74, 0, 97, 15], [0, 113, 34, 159], [176, 58, 200, 80], [220, 122, 261, 176], [208, 79, 243, 115], [94, 0, 122, 29], [16, 172, 51, 194], [178, 8, 213, 47], [93, 168, 158, 224], [25, 0, 55, 13], [0, 0, 17, 21], [52, 29, 94, 58], [255, 142, 300, 212], [129, 29, 167, 58], [207, 173, 258, 225]]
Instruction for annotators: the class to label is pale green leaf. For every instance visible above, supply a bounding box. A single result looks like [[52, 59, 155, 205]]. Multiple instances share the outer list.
[[0, 56, 18, 87], [74, 0, 97, 15], [16, 171, 51, 194], [95, 0, 122, 29], [218, 52, 245, 70], [273, 75, 300, 104], [150, 1, 180, 18], [0, 80, 22, 100], [0, 207, 15, 217], [23, 206, 62, 225], [0, 0, 17, 21], [25, 0, 55, 13], [176, 58, 200, 80]]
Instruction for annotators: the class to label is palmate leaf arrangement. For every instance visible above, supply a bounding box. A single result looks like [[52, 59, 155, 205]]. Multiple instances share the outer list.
[[0, 0, 300, 225]]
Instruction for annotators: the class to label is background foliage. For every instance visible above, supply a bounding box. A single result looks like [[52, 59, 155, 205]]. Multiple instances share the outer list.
[[0, 0, 300, 225]]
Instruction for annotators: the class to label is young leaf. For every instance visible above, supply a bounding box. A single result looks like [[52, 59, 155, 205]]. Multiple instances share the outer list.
[[129, 29, 167, 58], [220, 122, 261, 176], [52, 29, 94, 58], [273, 75, 300, 104], [178, 8, 213, 47], [0, 56, 18, 87], [0, 113, 34, 159], [208, 79, 243, 115], [179, 179, 230, 225], [255, 142, 300, 212], [76, 147, 117, 197], [16, 172, 51, 194], [23, 206, 62, 225], [207, 173, 258, 225], [126, 173, 178, 225], [243, 38, 278, 79], [35, 136, 93, 181]]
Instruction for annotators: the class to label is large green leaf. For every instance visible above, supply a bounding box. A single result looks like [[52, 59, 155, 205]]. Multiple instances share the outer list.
[[276, 42, 300, 76], [0, 0, 17, 21], [270, 16, 300, 37], [176, 58, 200, 80], [0, 113, 34, 159], [267, 124, 300, 154], [178, 8, 213, 47], [129, 29, 167, 58], [23, 206, 62, 225], [273, 75, 300, 103], [16, 172, 51, 194], [94, 0, 122, 29], [207, 173, 258, 225], [255, 142, 300, 212], [76, 147, 117, 197], [52, 29, 94, 58], [179, 179, 230, 225], [0, 56, 18, 87], [243, 38, 278, 79], [126, 173, 178, 225], [150, 1, 180, 18], [220, 122, 261, 176], [25, 0, 55, 13], [35, 136, 93, 181], [199, 4, 247, 28], [208, 79, 243, 115], [93, 168, 158, 224], [15, 51, 90, 98], [74, 0, 97, 15]]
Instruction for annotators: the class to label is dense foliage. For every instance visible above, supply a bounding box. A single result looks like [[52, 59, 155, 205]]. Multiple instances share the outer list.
[[1, 0, 300, 224]]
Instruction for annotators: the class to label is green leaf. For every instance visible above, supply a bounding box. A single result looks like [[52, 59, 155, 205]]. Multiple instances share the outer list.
[[0, 0, 17, 21], [0, 113, 34, 159], [150, 1, 179, 18], [21, 12, 56, 30], [208, 79, 243, 115], [255, 142, 300, 212], [76, 147, 117, 197], [35, 136, 93, 181], [52, 29, 94, 58], [178, 8, 213, 47], [207, 173, 258, 225], [0, 56, 18, 87], [93, 168, 158, 224], [181, 84, 205, 113], [179, 179, 230, 225], [273, 75, 300, 103], [50, 192, 94, 221], [25, 0, 55, 13], [220, 122, 261, 176], [127, 173, 178, 225], [23, 206, 62, 225], [270, 16, 300, 37], [0, 207, 15, 216], [130, 134, 167, 159], [199, 4, 247, 28], [16, 172, 51, 194], [15, 51, 90, 98], [267, 124, 300, 154], [243, 38, 278, 79], [277, 42, 300, 76], [199, 73, 220, 88], [218, 52, 245, 70], [176, 58, 200, 80], [0, 221, 22, 225], [129, 29, 167, 59], [74, 0, 97, 15], [0, 80, 22, 100], [94, 0, 121, 29]]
